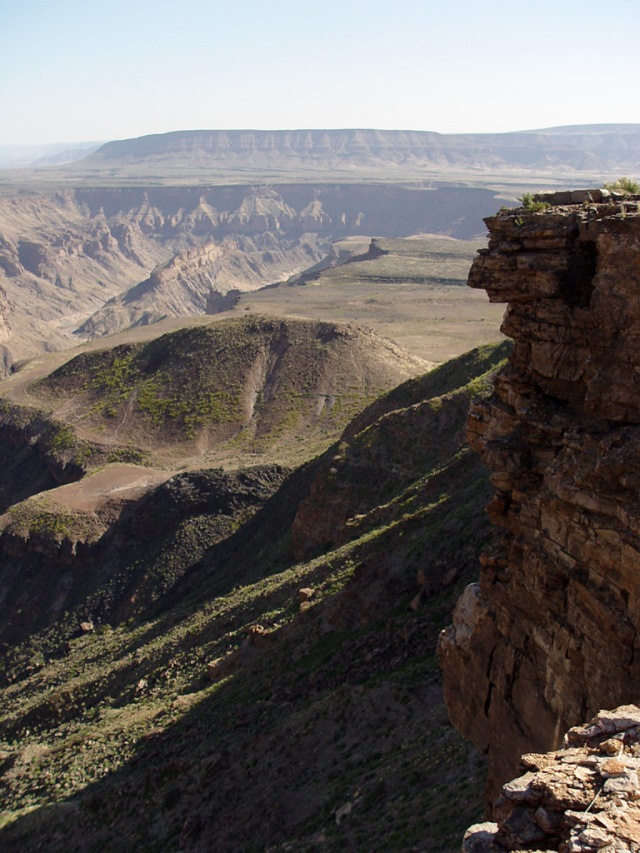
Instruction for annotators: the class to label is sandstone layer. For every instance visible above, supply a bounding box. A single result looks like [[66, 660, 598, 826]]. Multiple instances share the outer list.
[[86, 127, 640, 177], [439, 190, 640, 807], [463, 705, 640, 852]]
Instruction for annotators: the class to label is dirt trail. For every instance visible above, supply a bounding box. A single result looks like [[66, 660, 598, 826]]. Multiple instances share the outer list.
[[47, 465, 169, 513]]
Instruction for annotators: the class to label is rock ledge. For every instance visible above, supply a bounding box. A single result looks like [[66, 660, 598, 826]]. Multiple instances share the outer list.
[[463, 705, 640, 852]]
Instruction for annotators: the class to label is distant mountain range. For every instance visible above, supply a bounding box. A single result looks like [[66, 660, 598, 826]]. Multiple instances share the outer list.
[[84, 125, 640, 174], [0, 141, 101, 169], [3, 125, 639, 185]]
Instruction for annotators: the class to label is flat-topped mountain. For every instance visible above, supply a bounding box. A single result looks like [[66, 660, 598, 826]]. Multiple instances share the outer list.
[[76, 125, 640, 182], [4, 125, 639, 191]]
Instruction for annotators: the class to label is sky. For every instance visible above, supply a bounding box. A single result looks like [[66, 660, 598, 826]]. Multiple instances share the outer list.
[[1, 0, 639, 146]]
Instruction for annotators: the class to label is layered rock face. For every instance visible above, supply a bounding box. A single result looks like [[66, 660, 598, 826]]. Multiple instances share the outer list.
[[439, 190, 640, 807], [463, 705, 640, 852]]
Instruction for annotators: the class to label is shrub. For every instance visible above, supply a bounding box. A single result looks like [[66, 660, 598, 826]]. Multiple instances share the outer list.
[[518, 193, 550, 212], [604, 177, 640, 195]]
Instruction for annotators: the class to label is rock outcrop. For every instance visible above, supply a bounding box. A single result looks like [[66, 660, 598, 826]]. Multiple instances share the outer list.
[[439, 191, 640, 806], [463, 705, 640, 852]]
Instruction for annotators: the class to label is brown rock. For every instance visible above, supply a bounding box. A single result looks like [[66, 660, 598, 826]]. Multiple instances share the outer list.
[[599, 758, 628, 777], [246, 624, 273, 649], [468, 707, 640, 852], [298, 587, 315, 602], [461, 822, 501, 852], [598, 738, 624, 755], [206, 659, 223, 681], [439, 195, 640, 807]]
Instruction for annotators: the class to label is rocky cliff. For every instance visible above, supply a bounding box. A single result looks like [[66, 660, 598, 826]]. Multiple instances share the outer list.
[[463, 705, 640, 852], [439, 189, 640, 808]]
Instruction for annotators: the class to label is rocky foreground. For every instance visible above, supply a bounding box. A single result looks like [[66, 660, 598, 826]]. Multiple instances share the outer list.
[[463, 705, 640, 853]]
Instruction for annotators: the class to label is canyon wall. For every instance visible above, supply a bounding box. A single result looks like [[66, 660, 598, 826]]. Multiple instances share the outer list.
[[87, 127, 640, 175], [0, 184, 499, 367], [439, 190, 640, 808]]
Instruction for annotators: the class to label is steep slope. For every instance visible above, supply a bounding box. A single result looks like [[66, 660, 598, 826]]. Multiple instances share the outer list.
[[0, 342, 507, 851], [75, 234, 323, 338], [439, 189, 640, 809], [0, 464, 289, 651], [293, 342, 511, 561], [0, 314, 428, 649]]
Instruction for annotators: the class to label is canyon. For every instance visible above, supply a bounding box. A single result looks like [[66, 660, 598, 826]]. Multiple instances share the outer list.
[[439, 189, 640, 825], [0, 183, 502, 369], [2, 123, 640, 849], [0, 337, 507, 851]]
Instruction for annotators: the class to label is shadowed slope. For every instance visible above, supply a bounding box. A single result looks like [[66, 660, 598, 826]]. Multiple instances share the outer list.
[[0, 341, 508, 852]]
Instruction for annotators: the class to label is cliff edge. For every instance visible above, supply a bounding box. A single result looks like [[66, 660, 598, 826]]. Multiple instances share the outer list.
[[439, 189, 640, 807], [463, 705, 640, 852]]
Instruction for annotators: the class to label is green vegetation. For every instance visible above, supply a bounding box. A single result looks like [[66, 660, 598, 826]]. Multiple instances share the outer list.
[[0, 340, 509, 851], [604, 176, 640, 195], [0, 400, 103, 474], [518, 192, 551, 212], [3, 497, 104, 544], [27, 316, 427, 467]]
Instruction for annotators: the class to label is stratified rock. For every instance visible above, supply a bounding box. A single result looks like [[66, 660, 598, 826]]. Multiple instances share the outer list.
[[463, 706, 640, 852], [439, 192, 640, 806]]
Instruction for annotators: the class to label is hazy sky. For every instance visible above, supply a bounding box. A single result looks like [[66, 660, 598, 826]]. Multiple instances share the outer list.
[[2, 0, 639, 145]]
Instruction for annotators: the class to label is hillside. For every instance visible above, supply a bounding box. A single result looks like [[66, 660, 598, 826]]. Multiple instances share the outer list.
[[18, 316, 428, 467], [0, 340, 509, 851], [0, 313, 430, 652]]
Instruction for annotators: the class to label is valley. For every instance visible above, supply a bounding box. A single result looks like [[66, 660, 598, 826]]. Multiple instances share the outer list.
[[0, 184, 506, 370], [1, 125, 640, 851], [0, 341, 509, 851]]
